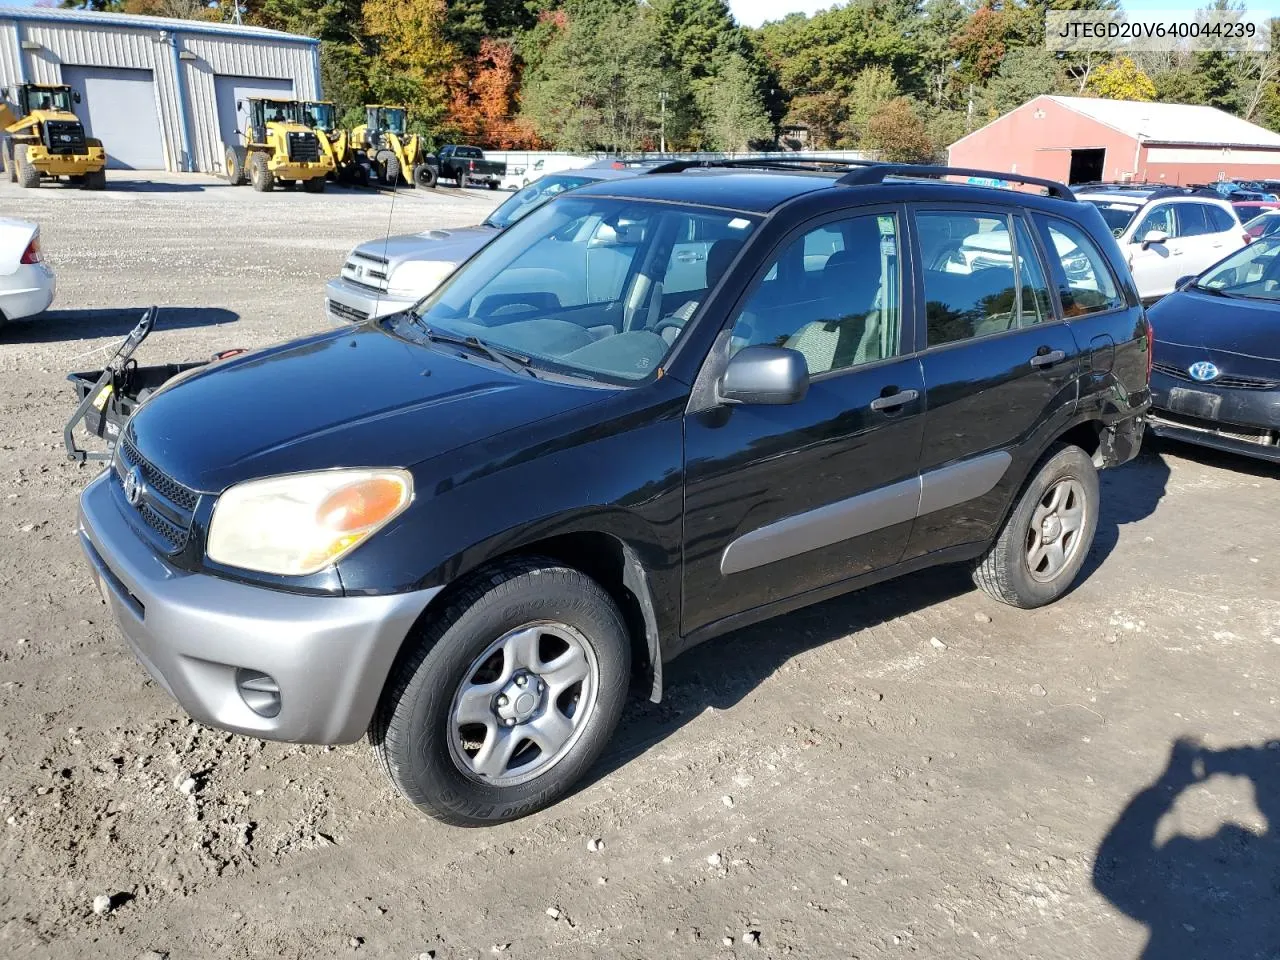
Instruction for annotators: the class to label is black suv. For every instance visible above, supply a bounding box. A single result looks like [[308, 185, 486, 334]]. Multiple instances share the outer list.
[[77, 160, 1151, 825]]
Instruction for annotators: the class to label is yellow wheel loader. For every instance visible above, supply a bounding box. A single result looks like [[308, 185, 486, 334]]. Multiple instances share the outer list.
[[1, 83, 108, 190], [300, 99, 357, 183], [350, 104, 438, 188], [224, 97, 335, 193]]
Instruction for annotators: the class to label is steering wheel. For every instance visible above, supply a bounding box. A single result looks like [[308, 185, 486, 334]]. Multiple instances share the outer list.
[[651, 317, 687, 339]]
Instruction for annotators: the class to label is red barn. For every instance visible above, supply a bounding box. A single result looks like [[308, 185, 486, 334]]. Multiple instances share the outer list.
[[948, 95, 1280, 186]]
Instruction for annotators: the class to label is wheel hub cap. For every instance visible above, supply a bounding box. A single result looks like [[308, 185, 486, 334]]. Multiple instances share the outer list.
[[495, 673, 544, 725], [1041, 515, 1063, 543]]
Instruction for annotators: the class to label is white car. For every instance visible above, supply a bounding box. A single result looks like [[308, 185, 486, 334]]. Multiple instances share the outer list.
[[0, 217, 54, 326], [1074, 184, 1247, 301]]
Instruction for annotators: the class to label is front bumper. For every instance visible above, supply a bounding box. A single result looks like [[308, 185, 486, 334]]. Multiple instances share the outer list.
[[78, 470, 442, 743], [28, 146, 106, 175], [1149, 372, 1280, 462], [0, 262, 55, 320], [324, 276, 417, 325]]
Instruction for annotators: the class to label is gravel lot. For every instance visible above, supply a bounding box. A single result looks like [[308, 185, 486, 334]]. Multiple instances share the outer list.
[[1, 171, 1278, 960]]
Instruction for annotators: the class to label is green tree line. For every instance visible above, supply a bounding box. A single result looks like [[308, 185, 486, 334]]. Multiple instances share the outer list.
[[61, 0, 1280, 159]]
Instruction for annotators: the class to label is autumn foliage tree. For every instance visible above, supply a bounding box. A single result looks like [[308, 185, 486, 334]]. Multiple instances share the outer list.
[[1086, 56, 1157, 102], [360, 0, 458, 131], [447, 38, 540, 148]]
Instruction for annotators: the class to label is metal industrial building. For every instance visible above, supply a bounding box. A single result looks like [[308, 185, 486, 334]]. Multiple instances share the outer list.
[[0, 8, 319, 174], [949, 95, 1280, 186]]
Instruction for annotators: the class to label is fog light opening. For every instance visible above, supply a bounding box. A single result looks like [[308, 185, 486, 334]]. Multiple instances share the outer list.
[[236, 669, 282, 718]]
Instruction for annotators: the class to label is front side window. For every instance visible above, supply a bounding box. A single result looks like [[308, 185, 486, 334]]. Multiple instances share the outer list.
[[411, 196, 757, 382], [1133, 204, 1175, 241], [728, 213, 902, 375], [1038, 217, 1125, 316]]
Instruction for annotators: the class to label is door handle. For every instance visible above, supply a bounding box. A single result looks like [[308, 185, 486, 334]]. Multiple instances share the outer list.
[[1029, 349, 1067, 369], [869, 388, 919, 411], [674, 250, 704, 263]]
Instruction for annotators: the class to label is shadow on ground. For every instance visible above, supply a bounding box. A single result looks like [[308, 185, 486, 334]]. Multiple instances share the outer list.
[[594, 451, 1169, 782], [4, 306, 239, 344], [1093, 737, 1280, 959]]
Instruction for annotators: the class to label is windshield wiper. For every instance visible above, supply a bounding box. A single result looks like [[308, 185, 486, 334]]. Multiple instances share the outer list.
[[1191, 282, 1238, 298], [416, 322, 537, 378]]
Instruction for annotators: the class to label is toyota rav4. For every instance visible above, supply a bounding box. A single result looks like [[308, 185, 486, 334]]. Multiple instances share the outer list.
[[77, 160, 1151, 826]]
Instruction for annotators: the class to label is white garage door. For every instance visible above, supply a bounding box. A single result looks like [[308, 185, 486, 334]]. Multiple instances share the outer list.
[[214, 75, 295, 159], [62, 65, 165, 171]]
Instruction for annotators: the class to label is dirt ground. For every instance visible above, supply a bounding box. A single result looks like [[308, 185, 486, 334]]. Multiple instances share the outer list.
[[1, 171, 1278, 960]]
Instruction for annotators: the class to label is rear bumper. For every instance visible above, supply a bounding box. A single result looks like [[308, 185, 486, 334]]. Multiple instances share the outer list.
[[27, 146, 106, 174], [269, 159, 334, 179], [78, 470, 441, 743], [324, 277, 417, 325], [0, 263, 55, 320]]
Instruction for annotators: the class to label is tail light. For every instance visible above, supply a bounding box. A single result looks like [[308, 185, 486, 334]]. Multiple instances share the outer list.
[[468, 160, 475, 170], [1144, 316, 1154, 382], [20, 237, 41, 264]]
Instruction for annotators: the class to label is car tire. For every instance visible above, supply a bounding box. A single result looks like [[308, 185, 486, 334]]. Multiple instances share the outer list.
[[487, 180, 498, 190], [249, 153, 274, 192], [81, 167, 106, 191], [370, 557, 632, 826], [15, 145, 41, 189], [413, 162, 437, 189], [302, 176, 325, 193], [972, 443, 1099, 609], [377, 150, 400, 186], [3, 140, 14, 183]]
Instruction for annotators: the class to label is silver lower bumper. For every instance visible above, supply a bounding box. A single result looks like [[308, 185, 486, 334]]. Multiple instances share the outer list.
[[324, 277, 418, 326], [77, 471, 441, 743]]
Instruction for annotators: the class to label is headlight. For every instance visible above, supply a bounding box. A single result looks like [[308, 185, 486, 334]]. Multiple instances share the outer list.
[[387, 260, 457, 298], [207, 469, 413, 576]]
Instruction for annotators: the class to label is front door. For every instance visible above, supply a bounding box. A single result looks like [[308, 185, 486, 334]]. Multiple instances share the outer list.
[[682, 208, 926, 636], [903, 207, 1082, 561], [1126, 201, 1184, 299]]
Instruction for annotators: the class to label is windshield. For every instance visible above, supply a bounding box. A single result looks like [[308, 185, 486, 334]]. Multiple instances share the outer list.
[[382, 108, 406, 135], [1196, 236, 1280, 301], [262, 100, 298, 124], [1084, 199, 1141, 237], [29, 87, 74, 113], [486, 174, 599, 229], [408, 196, 758, 383], [303, 102, 334, 132]]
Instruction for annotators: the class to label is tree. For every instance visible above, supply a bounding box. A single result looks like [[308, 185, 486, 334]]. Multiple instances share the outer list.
[[1151, 66, 1206, 105], [361, 0, 460, 129], [980, 47, 1065, 118], [1085, 56, 1156, 101], [697, 52, 772, 151], [865, 97, 935, 161], [844, 66, 900, 146], [919, 0, 967, 107]]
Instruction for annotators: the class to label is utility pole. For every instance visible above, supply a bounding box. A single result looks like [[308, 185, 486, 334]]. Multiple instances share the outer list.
[[659, 89, 668, 154], [966, 83, 974, 132]]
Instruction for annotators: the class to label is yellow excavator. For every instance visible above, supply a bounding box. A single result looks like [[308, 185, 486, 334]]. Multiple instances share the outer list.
[[224, 97, 336, 192], [350, 104, 437, 188], [299, 99, 355, 182], [1, 83, 107, 189]]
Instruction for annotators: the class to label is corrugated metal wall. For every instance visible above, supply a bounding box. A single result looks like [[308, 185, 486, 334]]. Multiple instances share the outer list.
[[0, 16, 317, 174], [181, 34, 317, 174]]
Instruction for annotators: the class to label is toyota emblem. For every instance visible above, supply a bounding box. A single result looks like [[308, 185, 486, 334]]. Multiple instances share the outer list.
[[122, 466, 145, 506]]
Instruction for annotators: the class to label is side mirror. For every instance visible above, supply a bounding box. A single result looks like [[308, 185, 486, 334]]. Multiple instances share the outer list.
[[2, 87, 10, 100], [237, 99, 244, 110], [717, 345, 809, 406], [1175, 274, 1196, 291], [1140, 229, 1169, 249], [73, 91, 81, 104]]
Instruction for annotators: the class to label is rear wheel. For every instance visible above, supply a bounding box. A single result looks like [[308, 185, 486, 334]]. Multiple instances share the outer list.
[[487, 180, 498, 190], [225, 145, 248, 186], [972, 443, 1099, 608], [15, 145, 40, 189], [81, 167, 106, 191], [370, 558, 631, 826], [3, 141, 15, 183], [249, 153, 274, 192], [302, 176, 325, 193], [413, 162, 437, 189]]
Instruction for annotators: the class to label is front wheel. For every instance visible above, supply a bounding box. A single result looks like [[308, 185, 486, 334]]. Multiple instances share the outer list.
[[972, 443, 1099, 608], [81, 167, 106, 190], [249, 153, 274, 192], [302, 176, 325, 193], [413, 162, 437, 189], [370, 558, 631, 826]]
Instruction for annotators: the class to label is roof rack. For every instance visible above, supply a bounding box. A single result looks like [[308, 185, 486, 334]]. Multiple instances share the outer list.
[[651, 155, 880, 174], [837, 164, 1075, 200]]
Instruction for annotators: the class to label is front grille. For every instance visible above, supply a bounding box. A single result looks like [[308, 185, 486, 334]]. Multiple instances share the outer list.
[[327, 298, 370, 323], [1153, 361, 1279, 390], [43, 119, 86, 155], [287, 131, 320, 163], [340, 254, 389, 292], [115, 436, 199, 552]]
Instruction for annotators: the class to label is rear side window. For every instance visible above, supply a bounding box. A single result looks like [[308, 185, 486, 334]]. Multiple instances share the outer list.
[[1037, 217, 1125, 316], [1175, 204, 1212, 237], [1206, 204, 1238, 233]]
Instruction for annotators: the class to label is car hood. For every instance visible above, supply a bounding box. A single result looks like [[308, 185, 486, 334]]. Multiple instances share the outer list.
[[352, 224, 496, 270], [128, 323, 605, 493], [1149, 288, 1280, 376]]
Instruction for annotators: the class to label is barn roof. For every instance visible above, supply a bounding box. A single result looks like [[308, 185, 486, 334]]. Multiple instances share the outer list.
[[0, 7, 317, 45], [1045, 96, 1280, 148]]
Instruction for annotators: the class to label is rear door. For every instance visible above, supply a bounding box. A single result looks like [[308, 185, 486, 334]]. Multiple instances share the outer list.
[[902, 205, 1081, 561]]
